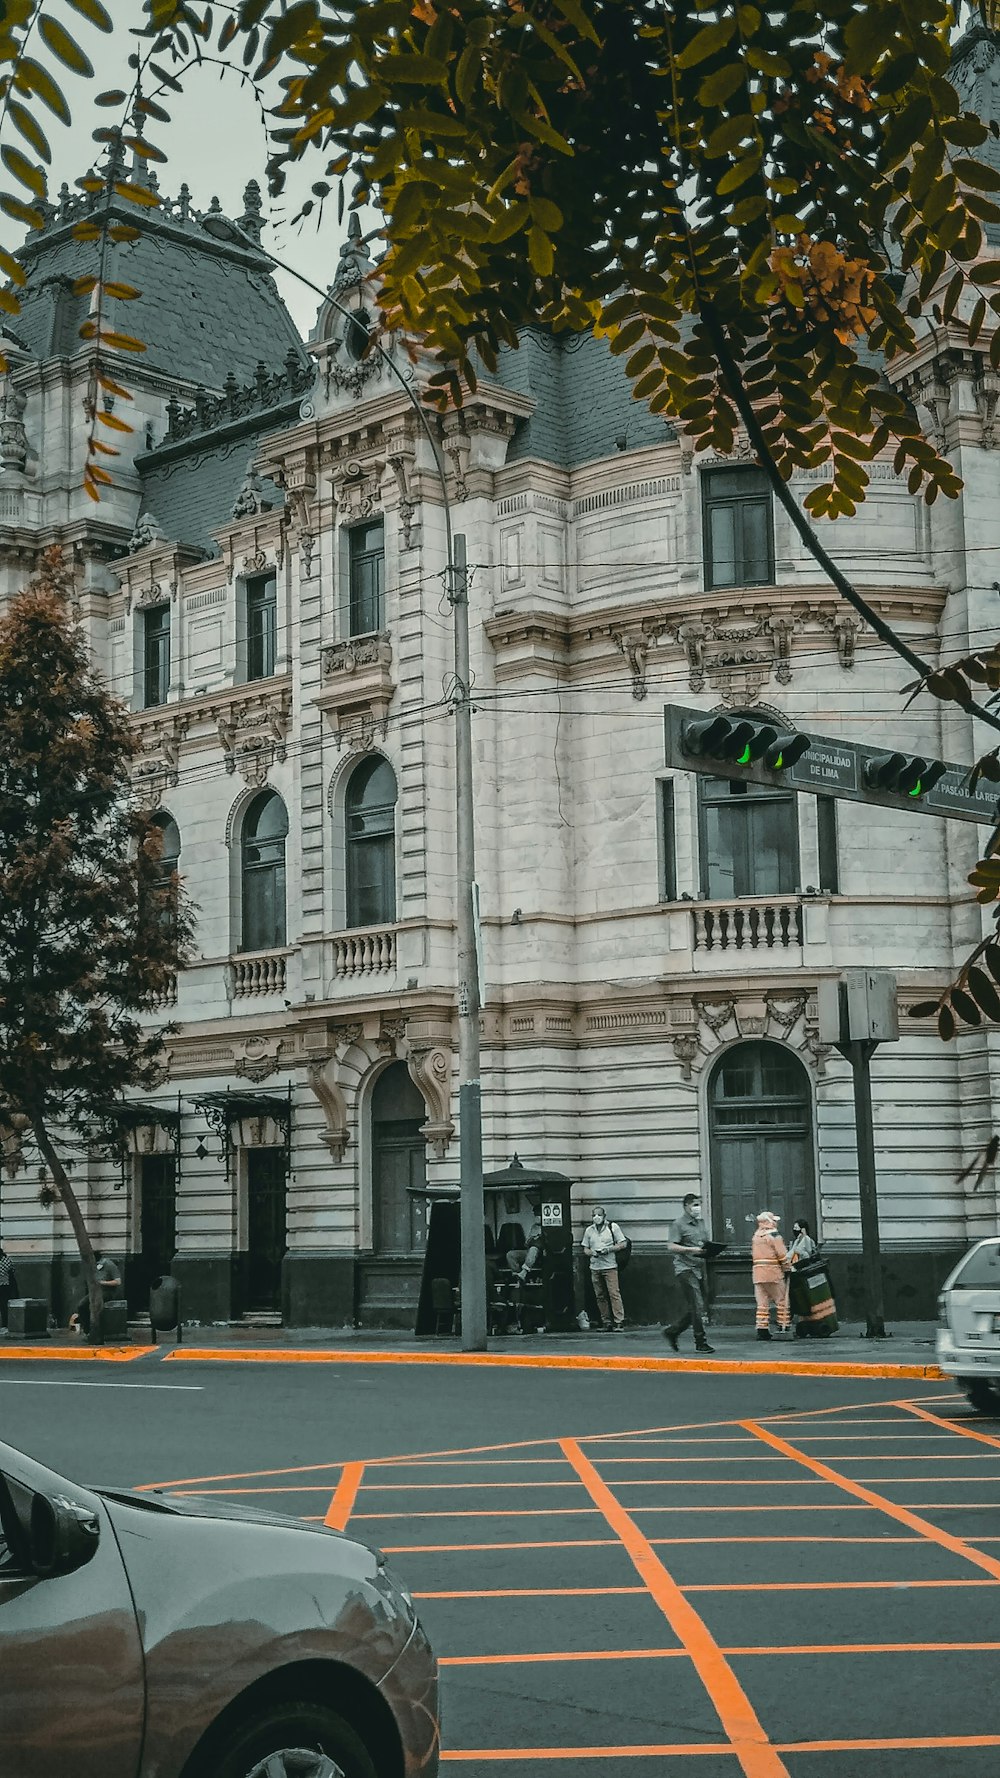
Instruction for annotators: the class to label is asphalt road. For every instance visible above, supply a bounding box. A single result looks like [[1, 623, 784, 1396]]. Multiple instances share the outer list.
[[3, 1352, 1000, 1778]]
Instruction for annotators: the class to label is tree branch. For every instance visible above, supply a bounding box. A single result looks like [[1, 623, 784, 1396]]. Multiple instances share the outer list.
[[698, 301, 1000, 744]]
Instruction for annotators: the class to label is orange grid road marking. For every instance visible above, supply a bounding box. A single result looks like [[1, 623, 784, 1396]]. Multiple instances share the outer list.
[[324, 1462, 364, 1531], [415, 1578, 996, 1600], [440, 1639, 1000, 1666], [744, 1419, 1000, 1581], [561, 1437, 790, 1778], [440, 1744, 734, 1761], [897, 1399, 1000, 1450], [441, 1735, 1000, 1759]]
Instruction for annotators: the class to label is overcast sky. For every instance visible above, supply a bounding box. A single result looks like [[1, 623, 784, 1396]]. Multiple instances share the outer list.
[[1, 0, 373, 341]]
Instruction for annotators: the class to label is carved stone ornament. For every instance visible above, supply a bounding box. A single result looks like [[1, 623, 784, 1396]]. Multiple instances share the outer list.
[[0, 372, 29, 473], [377, 1014, 408, 1055], [129, 510, 167, 553], [614, 629, 653, 700], [243, 548, 270, 573], [331, 458, 384, 522], [388, 446, 417, 550], [325, 354, 382, 401], [235, 1032, 283, 1083], [672, 1033, 701, 1082], [306, 1057, 350, 1160], [323, 633, 393, 681], [132, 714, 187, 802], [974, 367, 1000, 451], [406, 1046, 455, 1158], [232, 469, 272, 519], [215, 689, 290, 786], [299, 530, 317, 577]]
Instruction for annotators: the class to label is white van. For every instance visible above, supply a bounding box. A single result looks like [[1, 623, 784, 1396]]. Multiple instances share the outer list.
[[936, 1237, 1000, 1411]]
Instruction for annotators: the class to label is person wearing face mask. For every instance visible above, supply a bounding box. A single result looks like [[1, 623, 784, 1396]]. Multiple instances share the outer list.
[[581, 1206, 627, 1331], [663, 1193, 715, 1354]]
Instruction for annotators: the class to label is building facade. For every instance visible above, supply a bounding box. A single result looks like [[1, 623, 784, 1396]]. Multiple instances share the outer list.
[[4, 27, 1000, 1325]]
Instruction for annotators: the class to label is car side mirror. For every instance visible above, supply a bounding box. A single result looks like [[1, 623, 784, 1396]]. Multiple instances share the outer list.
[[30, 1490, 100, 1577]]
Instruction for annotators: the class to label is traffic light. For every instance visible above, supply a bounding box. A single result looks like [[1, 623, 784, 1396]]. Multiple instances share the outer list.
[[680, 715, 811, 773], [862, 752, 947, 800]]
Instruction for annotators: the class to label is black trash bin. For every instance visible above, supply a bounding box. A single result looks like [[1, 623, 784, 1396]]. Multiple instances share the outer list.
[[149, 1275, 182, 1344], [100, 1297, 129, 1341], [7, 1298, 49, 1339]]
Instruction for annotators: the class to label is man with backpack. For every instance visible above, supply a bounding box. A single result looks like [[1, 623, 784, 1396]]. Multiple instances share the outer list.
[[582, 1205, 628, 1331]]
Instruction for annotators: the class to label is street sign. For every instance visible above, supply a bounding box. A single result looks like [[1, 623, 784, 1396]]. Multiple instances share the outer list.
[[664, 702, 1000, 824]]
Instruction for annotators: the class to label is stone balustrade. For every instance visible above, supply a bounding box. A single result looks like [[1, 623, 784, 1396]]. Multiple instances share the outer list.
[[332, 926, 398, 979], [691, 896, 804, 954], [231, 949, 288, 997]]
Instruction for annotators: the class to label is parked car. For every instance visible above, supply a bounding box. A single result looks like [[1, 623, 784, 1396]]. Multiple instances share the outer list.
[[936, 1236, 1000, 1411], [0, 1437, 439, 1778]]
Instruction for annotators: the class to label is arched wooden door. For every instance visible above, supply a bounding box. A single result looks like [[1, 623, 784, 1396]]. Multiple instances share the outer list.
[[358, 1062, 428, 1327], [708, 1041, 815, 1246]]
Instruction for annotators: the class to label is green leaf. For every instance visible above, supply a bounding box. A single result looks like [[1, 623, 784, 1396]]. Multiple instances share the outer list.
[[676, 17, 737, 69], [698, 64, 745, 107], [907, 1000, 940, 1018], [66, 0, 113, 29], [381, 55, 450, 86], [15, 59, 72, 125], [38, 15, 94, 77], [528, 227, 554, 277], [8, 101, 51, 164], [969, 967, 1000, 1023], [952, 987, 982, 1027], [985, 943, 1000, 983], [1, 146, 46, 200], [938, 1003, 956, 1041], [953, 156, 1000, 192]]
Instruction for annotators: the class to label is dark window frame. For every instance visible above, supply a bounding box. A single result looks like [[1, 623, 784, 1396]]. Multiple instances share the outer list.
[[658, 778, 677, 902], [245, 572, 277, 681], [697, 774, 799, 899], [240, 790, 288, 953], [348, 519, 385, 638], [702, 467, 774, 591], [345, 756, 397, 930], [142, 605, 170, 709]]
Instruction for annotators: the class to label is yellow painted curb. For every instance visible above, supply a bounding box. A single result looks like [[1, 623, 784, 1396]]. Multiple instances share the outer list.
[[0, 1345, 156, 1362], [162, 1347, 944, 1381]]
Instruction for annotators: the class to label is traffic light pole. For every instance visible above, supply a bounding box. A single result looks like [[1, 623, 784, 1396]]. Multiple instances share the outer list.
[[836, 1037, 886, 1339]]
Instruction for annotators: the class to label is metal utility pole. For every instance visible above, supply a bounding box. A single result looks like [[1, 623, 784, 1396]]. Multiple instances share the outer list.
[[449, 534, 487, 1351]]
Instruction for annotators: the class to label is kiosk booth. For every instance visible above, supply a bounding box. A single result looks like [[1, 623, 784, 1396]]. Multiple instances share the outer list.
[[413, 1155, 579, 1335]]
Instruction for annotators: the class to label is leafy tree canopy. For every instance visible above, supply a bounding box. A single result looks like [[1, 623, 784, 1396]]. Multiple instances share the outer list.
[[0, 550, 192, 1332]]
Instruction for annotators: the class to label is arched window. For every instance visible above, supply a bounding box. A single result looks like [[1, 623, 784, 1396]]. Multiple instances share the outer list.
[[142, 810, 181, 944], [241, 791, 288, 952], [151, 811, 181, 884], [346, 757, 397, 928], [697, 716, 799, 897], [708, 1041, 815, 1244]]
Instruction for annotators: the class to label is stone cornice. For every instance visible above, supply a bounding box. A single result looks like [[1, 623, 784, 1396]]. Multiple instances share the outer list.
[[486, 582, 946, 690]]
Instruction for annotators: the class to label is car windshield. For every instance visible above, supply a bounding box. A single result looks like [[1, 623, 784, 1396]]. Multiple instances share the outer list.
[[952, 1243, 1000, 1288]]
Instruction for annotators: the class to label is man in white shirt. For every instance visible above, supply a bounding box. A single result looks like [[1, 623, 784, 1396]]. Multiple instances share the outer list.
[[581, 1206, 627, 1331]]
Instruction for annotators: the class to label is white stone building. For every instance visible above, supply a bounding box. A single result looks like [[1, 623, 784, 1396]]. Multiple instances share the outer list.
[[3, 24, 1000, 1326]]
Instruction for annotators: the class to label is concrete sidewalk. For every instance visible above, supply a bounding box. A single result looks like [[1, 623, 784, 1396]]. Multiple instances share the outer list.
[[1, 1318, 946, 1376]]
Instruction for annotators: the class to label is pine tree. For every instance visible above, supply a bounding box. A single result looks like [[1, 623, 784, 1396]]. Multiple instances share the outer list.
[[0, 548, 193, 1342]]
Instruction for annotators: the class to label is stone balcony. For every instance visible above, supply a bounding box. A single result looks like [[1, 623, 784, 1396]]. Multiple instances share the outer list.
[[330, 923, 399, 982], [691, 895, 805, 958], [228, 948, 289, 998]]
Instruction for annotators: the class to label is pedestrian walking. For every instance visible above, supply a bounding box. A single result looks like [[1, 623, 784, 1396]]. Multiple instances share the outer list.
[[787, 1217, 839, 1338], [663, 1193, 715, 1353], [581, 1206, 627, 1330], [0, 1243, 17, 1330], [752, 1211, 791, 1340]]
